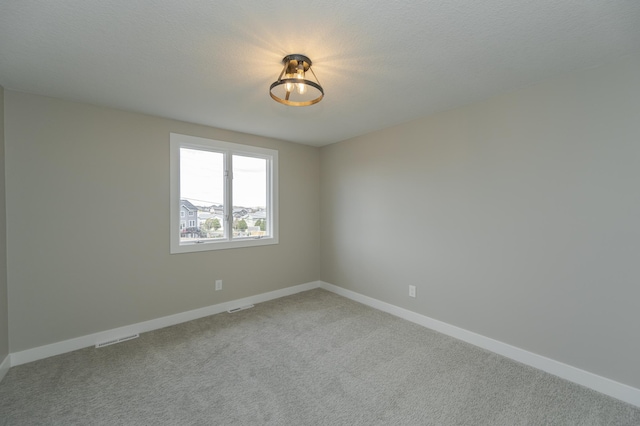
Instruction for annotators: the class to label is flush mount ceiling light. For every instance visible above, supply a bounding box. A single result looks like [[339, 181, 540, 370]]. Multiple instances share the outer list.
[[270, 54, 324, 106]]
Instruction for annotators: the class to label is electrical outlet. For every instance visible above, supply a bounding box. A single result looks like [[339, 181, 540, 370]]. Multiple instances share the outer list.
[[409, 285, 416, 298], [215, 280, 222, 291]]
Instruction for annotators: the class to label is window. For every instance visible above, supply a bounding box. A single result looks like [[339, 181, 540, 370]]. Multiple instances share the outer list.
[[170, 133, 278, 253]]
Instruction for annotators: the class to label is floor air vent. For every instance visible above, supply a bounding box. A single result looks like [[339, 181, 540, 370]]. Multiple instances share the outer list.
[[227, 304, 254, 313], [95, 333, 139, 348]]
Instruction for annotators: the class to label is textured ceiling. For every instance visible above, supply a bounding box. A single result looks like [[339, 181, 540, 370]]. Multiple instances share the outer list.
[[1, 1, 640, 146]]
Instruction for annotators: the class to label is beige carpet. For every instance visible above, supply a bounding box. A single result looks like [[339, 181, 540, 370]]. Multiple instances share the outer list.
[[1, 288, 639, 425]]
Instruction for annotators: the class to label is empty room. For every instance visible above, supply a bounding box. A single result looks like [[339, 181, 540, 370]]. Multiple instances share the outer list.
[[1, 1, 640, 424]]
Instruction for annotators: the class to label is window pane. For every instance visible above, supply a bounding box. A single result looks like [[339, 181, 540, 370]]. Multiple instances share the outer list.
[[232, 155, 268, 238], [180, 148, 225, 243]]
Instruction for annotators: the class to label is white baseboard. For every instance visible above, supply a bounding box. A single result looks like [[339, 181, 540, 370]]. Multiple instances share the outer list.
[[10, 281, 321, 367], [319, 281, 640, 408], [0, 354, 10, 383]]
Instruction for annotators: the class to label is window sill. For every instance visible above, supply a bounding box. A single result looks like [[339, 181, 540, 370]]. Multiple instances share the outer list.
[[170, 236, 279, 254]]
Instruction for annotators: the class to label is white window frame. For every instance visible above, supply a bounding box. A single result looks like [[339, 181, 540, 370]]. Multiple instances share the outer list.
[[170, 133, 279, 254]]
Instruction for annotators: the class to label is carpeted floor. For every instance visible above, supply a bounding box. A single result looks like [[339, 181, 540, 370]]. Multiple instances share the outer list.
[[1, 288, 639, 425]]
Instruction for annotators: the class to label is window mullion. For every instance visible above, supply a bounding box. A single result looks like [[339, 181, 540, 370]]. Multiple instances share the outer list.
[[225, 151, 233, 241]]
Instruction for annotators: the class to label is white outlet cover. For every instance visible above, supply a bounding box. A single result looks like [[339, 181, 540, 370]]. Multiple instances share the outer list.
[[409, 285, 416, 298]]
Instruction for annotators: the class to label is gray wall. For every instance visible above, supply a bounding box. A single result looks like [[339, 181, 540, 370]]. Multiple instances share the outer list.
[[4, 91, 320, 352], [0, 86, 8, 363], [320, 54, 640, 389]]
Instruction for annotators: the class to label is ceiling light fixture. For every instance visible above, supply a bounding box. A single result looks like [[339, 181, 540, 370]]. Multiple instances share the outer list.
[[270, 54, 324, 106]]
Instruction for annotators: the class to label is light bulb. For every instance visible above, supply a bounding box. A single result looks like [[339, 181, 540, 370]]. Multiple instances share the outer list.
[[284, 73, 294, 92], [296, 65, 306, 94]]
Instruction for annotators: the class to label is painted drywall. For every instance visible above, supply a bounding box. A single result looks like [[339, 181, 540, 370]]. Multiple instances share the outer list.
[[320, 54, 640, 389], [0, 85, 8, 362], [4, 92, 320, 352]]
